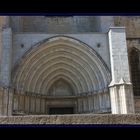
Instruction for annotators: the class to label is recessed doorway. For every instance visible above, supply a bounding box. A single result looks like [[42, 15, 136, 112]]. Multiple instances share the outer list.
[[49, 107, 74, 115]]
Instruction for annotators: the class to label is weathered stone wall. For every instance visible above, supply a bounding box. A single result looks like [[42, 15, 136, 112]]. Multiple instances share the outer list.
[[10, 16, 114, 33], [0, 17, 9, 85], [0, 87, 13, 116], [0, 114, 140, 124], [114, 16, 140, 114], [0, 17, 5, 28], [99, 16, 114, 32], [0, 28, 12, 86], [127, 39, 140, 51], [0, 16, 9, 28], [12, 33, 110, 70], [127, 39, 140, 113], [126, 40, 140, 114], [10, 16, 100, 33], [134, 97, 140, 113], [113, 16, 140, 51], [114, 16, 140, 38], [0, 28, 2, 76]]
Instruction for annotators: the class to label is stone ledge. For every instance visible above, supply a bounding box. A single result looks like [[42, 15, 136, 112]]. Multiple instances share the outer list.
[[0, 114, 140, 124]]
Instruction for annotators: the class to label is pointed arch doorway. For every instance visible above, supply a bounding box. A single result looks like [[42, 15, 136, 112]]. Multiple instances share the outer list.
[[12, 36, 111, 115], [47, 78, 76, 114]]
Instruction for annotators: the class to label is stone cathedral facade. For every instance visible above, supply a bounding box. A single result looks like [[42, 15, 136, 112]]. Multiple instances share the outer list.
[[0, 16, 139, 116]]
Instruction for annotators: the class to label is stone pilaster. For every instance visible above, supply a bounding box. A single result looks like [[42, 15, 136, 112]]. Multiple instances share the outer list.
[[0, 27, 12, 86], [7, 88, 13, 116], [109, 79, 134, 114], [108, 27, 135, 114], [0, 86, 13, 116], [0, 87, 4, 115]]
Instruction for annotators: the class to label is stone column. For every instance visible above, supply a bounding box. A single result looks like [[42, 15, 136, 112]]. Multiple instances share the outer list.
[[7, 88, 13, 116], [0, 17, 13, 116], [0, 86, 13, 116], [0, 87, 4, 115], [0, 27, 12, 86], [108, 27, 135, 114]]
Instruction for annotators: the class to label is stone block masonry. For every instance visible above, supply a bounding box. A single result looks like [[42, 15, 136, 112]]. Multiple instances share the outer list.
[[0, 28, 12, 86], [0, 114, 140, 124], [0, 87, 13, 116], [108, 27, 135, 114]]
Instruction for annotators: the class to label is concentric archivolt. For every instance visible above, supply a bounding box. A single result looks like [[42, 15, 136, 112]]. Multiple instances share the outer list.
[[13, 36, 111, 95]]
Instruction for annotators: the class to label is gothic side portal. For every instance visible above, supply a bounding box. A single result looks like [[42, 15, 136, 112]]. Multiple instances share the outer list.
[[11, 36, 111, 115]]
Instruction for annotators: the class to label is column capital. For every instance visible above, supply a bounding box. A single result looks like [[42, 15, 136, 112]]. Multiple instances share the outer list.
[[109, 78, 132, 88]]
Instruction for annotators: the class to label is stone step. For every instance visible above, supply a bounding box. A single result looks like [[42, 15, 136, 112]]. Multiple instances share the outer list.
[[0, 114, 140, 124]]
